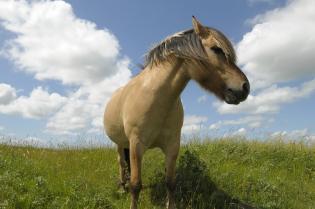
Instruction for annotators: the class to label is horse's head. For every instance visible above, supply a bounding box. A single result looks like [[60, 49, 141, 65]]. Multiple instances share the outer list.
[[187, 17, 249, 105]]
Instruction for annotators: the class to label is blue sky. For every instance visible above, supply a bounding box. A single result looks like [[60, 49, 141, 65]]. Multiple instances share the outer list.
[[0, 0, 314, 146]]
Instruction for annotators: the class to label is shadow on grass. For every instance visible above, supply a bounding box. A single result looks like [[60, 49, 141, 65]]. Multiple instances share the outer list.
[[149, 150, 259, 209]]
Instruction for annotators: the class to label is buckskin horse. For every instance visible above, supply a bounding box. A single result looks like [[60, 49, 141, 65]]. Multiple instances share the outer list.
[[104, 17, 250, 209]]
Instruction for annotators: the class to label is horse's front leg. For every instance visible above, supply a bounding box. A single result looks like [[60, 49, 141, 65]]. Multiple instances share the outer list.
[[129, 138, 145, 209], [163, 139, 180, 209]]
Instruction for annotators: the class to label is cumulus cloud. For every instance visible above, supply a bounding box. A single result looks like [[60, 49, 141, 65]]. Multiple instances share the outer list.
[[46, 60, 131, 135], [0, 1, 132, 135], [209, 115, 265, 130], [0, 0, 122, 86], [238, 0, 315, 88], [223, 128, 247, 138], [213, 0, 315, 132], [0, 86, 67, 119], [233, 128, 247, 136], [182, 115, 208, 134], [270, 128, 315, 144], [205, 0, 315, 138], [197, 95, 207, 103], [0, 83, 16, 105]]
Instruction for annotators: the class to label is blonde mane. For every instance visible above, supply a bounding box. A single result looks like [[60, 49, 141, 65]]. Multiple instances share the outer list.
[[144, 28, 236, 67]]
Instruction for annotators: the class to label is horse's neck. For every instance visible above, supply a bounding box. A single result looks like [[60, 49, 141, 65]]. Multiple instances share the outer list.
[[144, 59, 190, 99]]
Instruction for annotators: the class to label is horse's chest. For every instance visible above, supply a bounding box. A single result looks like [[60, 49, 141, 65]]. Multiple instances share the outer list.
[[123, 96, 183, 147]]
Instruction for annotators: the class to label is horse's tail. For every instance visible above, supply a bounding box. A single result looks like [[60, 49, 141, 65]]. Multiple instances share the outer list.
[[123, 148, 130, 173]]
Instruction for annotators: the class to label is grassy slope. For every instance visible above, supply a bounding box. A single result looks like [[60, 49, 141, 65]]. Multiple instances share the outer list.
[[0, 139, 314, 209]]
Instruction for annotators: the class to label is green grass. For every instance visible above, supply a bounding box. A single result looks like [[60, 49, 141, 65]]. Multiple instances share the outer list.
[[0, 138, 314, 209]]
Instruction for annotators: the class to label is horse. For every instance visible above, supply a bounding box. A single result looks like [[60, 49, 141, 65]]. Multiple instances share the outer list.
[[104, 16, 250, 209]]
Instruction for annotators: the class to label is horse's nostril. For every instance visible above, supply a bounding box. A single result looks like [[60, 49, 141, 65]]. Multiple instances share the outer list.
[[242, 82, 250, 94]]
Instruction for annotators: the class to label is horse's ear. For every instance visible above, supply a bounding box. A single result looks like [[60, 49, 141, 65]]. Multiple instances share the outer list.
[[192, 16, 207, 37]]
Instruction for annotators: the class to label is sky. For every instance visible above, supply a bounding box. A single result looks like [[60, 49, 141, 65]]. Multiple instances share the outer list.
[[0, 0, 314, 146]]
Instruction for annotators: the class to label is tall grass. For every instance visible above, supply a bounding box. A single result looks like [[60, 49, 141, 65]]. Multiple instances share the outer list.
[[0, 138, 314, 209]]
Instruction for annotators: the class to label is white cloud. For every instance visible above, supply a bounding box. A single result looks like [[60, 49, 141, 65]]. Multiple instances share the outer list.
[[46, 60, 131, 135], [223, 128, 247, 138], [0, 83, 16, 105], [209, 123, 220, 130], [212, 0, 315, 134], [215, 79, 315, 114], [234, 128, 247, 136], [197, 95, 207, 103], [0, 0, 122, 86], [182, 115, 208, 134], [305, 135, 315, 145], [280, 129, 308, 138], [270, 129, 315, 144], [0, 86, 67, 119], [0, 1, 132, 135], [209, 115, 265, 130], [238, 0, 315, 89]]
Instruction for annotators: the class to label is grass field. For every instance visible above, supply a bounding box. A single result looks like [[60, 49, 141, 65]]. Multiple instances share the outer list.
[[0, 138, 314, 209]]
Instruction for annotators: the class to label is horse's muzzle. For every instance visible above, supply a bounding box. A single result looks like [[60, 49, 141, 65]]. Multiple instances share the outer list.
[[224, 82, 250, 105]]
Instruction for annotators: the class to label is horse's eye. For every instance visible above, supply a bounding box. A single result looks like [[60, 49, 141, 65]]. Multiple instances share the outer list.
[[211, 46, 225, 56]]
